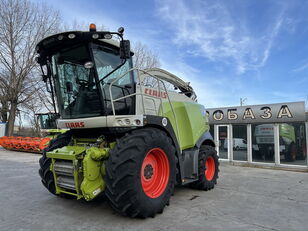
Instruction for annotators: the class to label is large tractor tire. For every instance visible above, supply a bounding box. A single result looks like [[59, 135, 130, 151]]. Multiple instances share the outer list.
[[38, 132, 72, 195], [105, 128, 176, 218], [190, 145, 219, 191]]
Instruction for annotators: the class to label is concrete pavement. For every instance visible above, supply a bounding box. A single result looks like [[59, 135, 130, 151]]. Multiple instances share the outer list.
[[0, 149, 307, 231]]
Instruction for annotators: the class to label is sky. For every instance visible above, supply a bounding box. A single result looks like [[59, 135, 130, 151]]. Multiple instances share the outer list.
[[33, 0, 308, 108]]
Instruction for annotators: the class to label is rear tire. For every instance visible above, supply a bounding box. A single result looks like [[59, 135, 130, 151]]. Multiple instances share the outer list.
[[105, 128, 176, 218], [38, 132, 72, 195], [190, 145, 219, 191]]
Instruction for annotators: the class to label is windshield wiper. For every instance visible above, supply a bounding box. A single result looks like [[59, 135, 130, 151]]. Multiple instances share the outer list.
[[98, 59, 127, 83]]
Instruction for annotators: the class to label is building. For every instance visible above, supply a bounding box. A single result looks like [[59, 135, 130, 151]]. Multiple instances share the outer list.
[[207, 101, 308, 169]]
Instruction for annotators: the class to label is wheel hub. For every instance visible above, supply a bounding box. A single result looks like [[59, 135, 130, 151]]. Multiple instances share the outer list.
[[205, 156, 215, 181], [144, 164, 154, 179], [140, 148, 170, 198]]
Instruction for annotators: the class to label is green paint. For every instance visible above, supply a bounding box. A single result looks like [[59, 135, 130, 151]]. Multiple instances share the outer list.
[[47, 129, 68, 134], [45, 129, 68, 139], [48, 146, 86, 199], [87, 147, 109, 160], [47, 146, 110, 200], [160, 101, 208, 150], [81, 154, 102, 200], [109, 142, 116, 149], [47, 146, 85, 160], [74, 138, 99, 144]]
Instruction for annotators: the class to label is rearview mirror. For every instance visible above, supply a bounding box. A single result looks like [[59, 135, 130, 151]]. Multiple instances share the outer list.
[[36, 56, 47, 65], [120, 40, 131, 59]]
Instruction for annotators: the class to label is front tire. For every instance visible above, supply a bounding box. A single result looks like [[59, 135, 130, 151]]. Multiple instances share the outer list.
[[105, 128, 176, 218], [38, 132, 72, 195], [190, 145, 219, 191]]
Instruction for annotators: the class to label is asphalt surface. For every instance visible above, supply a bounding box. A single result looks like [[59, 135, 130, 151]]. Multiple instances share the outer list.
[[0, 149, 308, 231]]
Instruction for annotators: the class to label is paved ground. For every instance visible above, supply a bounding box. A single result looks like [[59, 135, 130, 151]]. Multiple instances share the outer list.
[[0, 149, 308, 231]]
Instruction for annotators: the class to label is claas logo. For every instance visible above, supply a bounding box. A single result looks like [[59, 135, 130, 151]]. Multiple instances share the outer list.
[[144, 88, 167, 99], [65, 122, 85, 128]]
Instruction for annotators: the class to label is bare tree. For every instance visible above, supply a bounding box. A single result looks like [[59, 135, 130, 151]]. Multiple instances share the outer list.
[[131, 41, 168, 89], [22, 94, 45, 136], [0, 0, 61, 135], [62, 20, 107, 32], [0, 5, 162, 136], [133, 42, 161, 70]]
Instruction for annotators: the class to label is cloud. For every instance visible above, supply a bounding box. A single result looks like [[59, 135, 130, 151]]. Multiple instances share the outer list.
[[293, 62, 308, 72], [159, 57, 252, 107], [155, 0, 285, 74]]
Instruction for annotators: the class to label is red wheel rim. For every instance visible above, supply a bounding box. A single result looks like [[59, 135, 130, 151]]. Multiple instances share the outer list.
[[205, 156, 215, 181], [141, 148, 170, 198]]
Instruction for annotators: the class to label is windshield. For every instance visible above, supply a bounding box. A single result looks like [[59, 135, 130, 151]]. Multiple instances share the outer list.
[[50, 42, 135, 119], [93, 43, 135, 115], [38, 114, 58, 129], [52, 45, 102, 119]]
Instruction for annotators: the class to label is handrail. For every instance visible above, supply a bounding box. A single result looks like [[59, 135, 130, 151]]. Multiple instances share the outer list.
[[108, 68, 180, 140]]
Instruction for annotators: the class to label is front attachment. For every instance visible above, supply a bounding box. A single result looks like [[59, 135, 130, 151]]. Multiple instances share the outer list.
[[47, 146, 109, 200]]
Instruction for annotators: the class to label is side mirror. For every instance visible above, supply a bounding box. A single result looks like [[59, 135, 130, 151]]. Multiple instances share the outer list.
[[36, 56, 47, 65], [120, 40, 131, 59]]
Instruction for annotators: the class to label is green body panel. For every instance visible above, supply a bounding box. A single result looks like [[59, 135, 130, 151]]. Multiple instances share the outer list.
[[279, 124, 295, 142], [47, 129, 68, 134], [81, 148, 108, 201], [47, 146, 109, 200], [43, 129, 68, 139], [160, 101, 208, 150], [47, 146, 85, 160], [48, 146, 85, 199]]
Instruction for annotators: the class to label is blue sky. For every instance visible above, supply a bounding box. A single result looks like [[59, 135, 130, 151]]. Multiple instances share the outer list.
[[35, 0, 308, 108]]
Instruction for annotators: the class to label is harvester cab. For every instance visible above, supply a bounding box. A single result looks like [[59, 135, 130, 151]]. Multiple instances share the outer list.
[[36, 24, 219, 218], [36, 113, 68, 139], [36, 113, 59, 130]]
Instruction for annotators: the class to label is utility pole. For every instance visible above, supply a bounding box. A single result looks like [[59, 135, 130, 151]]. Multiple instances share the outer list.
[[240, 98, 247, 106]]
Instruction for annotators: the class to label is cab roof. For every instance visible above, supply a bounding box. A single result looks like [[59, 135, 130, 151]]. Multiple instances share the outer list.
[[36, 31, 125, 59]]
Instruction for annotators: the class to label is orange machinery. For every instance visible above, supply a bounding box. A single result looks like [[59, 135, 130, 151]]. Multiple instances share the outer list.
[[0, 136, 51, 153]]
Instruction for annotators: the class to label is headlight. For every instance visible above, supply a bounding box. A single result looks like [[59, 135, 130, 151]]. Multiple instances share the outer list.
[[68, 33, 76, 39], [92, 33, 99, 39]]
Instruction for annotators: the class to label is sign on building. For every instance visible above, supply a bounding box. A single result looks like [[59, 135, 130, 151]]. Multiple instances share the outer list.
[[207, 101, 306, 124]]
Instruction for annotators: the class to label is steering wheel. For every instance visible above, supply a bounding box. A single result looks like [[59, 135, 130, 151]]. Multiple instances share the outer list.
[[77, 79, 90, 88]]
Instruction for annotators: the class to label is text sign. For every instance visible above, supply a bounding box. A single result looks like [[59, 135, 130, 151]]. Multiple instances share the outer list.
[[207, 101, 306, 124]]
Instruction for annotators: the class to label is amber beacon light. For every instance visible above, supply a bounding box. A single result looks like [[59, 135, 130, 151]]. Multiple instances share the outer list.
[[89, 23, 97, 32]]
